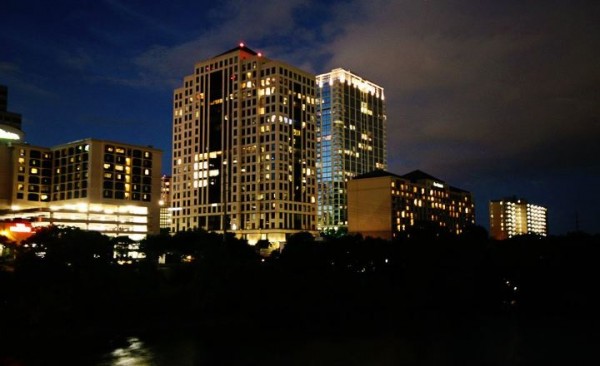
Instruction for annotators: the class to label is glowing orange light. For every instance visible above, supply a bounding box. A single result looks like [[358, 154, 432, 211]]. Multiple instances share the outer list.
[[9, 223, 32, 233]]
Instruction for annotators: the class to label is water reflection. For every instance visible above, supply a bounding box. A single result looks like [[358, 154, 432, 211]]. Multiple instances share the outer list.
[[97, 337, 154, 366]]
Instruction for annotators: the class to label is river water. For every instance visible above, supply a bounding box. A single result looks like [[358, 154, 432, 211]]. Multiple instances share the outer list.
[[4, 316, 598, 365]]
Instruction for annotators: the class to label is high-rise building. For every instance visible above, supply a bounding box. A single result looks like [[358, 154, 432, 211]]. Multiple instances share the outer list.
[[0, 85, 22, 131], [1, 86, 26, 209], [171, 44, 317, 246], [316, 69, 386, 231], [347, 170, 475, 240], [489, 197, 547, 240], [0, 139, 162, 241]]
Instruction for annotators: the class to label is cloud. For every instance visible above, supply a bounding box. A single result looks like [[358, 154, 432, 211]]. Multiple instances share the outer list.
[[318, 0, 600, 183], [120, 0, 319, 88], [0, 61, 56, 100]]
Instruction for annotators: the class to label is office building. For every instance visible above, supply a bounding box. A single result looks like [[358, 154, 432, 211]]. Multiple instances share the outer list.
[[489, 197, 548, 240], [171, 44, 317, 246], [316, 69, 386, 231], [0, 139, 162, 241], [348, 170, 475, 239]]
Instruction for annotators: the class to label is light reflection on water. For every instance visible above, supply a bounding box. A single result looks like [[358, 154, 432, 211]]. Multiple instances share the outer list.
[[97, 337, 155, 366]]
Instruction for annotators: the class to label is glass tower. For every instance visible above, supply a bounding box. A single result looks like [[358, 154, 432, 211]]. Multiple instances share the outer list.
[[316, 69, 386, 231]]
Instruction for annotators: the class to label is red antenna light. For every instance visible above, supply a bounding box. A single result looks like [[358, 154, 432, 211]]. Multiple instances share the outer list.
[[239, 42, 245, 48]]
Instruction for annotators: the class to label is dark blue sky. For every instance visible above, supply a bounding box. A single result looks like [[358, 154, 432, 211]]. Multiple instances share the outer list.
[[2, 0, 599, 234]]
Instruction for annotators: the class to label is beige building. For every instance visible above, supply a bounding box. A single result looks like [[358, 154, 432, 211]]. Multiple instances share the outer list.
[[489, 197, 547, 240], [171, 44, 317, 246], [0, 139, 162, 241], [348, 170, 475, 240]]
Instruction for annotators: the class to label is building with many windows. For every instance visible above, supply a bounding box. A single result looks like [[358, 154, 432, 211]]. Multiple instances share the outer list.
[[171, 44, 317, 246], [489, 197, 548, 240], [316, 69, 386, 231], [347, 170, 475, 240], [159, 174, 172, 231], [0, 139, 162, 241]]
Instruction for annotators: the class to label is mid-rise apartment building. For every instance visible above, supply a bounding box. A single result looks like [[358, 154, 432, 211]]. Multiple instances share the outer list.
[[171, 44, 317, 246], [316, 69, 386, 231], [489, 197, 548, 240], [1, 139, 162, 241], [348, 170, 475, 239]]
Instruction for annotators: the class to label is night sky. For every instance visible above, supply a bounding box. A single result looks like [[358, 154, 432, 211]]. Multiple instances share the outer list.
[[1, 0, 599, 234]]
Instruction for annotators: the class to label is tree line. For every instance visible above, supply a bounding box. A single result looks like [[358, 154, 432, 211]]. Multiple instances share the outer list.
[[1, 225, 599, 358]]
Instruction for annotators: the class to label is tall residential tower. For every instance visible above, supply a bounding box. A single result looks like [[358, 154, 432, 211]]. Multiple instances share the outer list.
[[316, 69, 386, 231], [171, 45, 317, 246]]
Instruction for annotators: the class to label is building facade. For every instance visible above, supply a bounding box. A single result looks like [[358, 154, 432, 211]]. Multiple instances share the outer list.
[[316, 69, 386, 231], [171, 44, 317, 246], [0, 139, 162, 241], [489, 197, 548, 240], [159, 174, 172, 231], [347, 170, 475, 240]]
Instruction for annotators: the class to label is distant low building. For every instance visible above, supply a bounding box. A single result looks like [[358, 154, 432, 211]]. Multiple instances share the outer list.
[[348, 170, 475, 240], [489, 197, 547, 240]]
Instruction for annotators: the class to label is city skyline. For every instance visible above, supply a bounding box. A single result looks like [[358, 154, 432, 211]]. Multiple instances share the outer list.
[[1, 0, 599, 234]]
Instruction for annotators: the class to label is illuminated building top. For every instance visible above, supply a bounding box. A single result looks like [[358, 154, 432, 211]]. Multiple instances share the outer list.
[[0, 124, 24, 142]]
